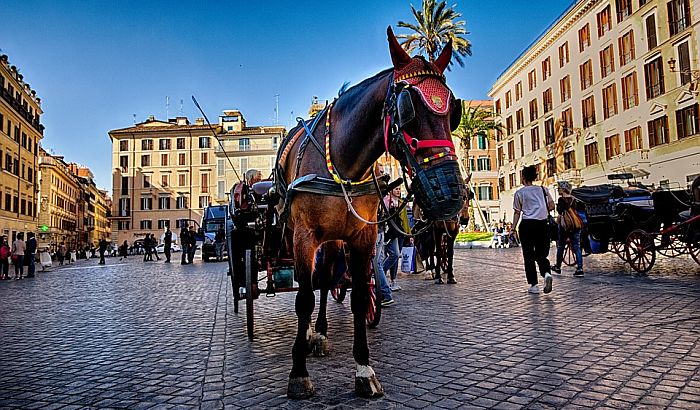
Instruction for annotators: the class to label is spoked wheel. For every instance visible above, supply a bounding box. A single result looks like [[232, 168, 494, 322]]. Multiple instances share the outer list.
[[563, 239, 576, 267], [625, 230, 656, 274], [366, 257, 382, 328], [330, 286, 347, 303], [655, 233, 687, 257], [610, 241, 627, 262], [689, 239, 700, 266]]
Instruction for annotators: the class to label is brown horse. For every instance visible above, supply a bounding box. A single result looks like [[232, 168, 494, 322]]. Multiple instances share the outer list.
[[276, 27, 464, 399]]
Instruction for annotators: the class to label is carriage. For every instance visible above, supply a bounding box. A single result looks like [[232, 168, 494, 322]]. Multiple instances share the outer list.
[[569, 176, 700, 273]]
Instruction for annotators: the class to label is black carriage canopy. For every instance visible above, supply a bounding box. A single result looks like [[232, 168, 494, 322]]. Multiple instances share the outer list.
[[572, 184, 651, 204]]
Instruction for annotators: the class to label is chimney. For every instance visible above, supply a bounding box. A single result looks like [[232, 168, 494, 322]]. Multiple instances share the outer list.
[[148, 115, 155, 122], [176, 116, 189, 126], [195, 118, 204, 126]]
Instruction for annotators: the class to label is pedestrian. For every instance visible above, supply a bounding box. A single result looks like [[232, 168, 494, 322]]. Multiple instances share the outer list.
[[510, 165, 555, 294], [551, 181, 584, 277], [151, 234, 161, 261], [98, 237, 108, 265], [25, 232, 37, 278], [0, 236, 10, 280], [180, 225, 190, 265], [215, 228, 226, 262], [375, 217, 395, 306], [163, 227, 173, 263], [119, 240, 128, 261], [187, 225, 197, 264], [382, 187, 404, 291], [11, 233, 26, 280], [58, 242, 66, 266]]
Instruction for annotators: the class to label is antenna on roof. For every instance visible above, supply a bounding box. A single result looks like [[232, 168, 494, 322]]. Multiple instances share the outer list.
[[166, 96, 170, 120], [179, 99, 184, 116], [132, 114, 136, 124], [274, 94, 279, 124]]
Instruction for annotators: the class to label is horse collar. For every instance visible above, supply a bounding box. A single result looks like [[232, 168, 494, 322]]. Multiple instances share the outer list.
[[324, 102, 374, 186]]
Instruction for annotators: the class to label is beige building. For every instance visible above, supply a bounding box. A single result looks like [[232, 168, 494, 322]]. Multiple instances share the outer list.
[[37, 149, 81, 250], [109, 115, 219, 244], [490, 0, 700, 221], [213, 110, 285, 203], [68, 164, 111, 247], [0, 53, 44, 242]]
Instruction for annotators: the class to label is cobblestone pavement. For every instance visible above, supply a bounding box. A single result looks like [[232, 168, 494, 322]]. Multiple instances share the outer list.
[[0, 249, 698, 409]]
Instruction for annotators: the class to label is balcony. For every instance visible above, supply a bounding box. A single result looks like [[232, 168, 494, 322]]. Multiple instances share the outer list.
[[0, 87, 44, 134]]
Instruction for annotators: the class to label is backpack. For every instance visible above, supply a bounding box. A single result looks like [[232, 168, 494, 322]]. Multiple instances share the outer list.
[[0, 245, 10, 260]]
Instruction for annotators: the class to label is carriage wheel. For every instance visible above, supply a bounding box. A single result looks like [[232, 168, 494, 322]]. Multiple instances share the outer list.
[[689, 240, 700, 266], [330, 286, 347, 303], [625, 230, 656, 274], [245, 249, 255, 340], [610, 241, 627, 262], [366, 257, 382, 328], [655, 233, 687, 257], [563, 239, 576, 267]]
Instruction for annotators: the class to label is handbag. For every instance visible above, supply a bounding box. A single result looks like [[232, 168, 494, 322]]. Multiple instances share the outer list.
[[542, 187, 558, 242], [559, 198, 583, 232]]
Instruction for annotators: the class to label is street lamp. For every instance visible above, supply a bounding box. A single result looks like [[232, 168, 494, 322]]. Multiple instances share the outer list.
[[667, 57, 700, 91]]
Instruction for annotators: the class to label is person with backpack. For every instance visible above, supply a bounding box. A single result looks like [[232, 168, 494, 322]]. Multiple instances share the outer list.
[[551, 180, 584, 277], [12, 233, 26, 280], [25, 232, 37, 277], [0, 236, 10, 280]]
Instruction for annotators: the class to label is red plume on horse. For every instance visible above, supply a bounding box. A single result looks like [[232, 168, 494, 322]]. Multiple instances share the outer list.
[[274, 27, 466, 399]]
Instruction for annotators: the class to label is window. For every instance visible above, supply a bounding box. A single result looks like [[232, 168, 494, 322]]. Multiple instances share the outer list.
[[529, 99, 538, 122], [118, 221, 130, 230], [141, 139, 153, 150], [506, 116, 513, 135], [677, 41, 692, 85], [141, 155, 150, 167], [158, 220, 169, 229], [543, 89, 553, 113], [578, 24, 591, 52], [119, 140, 128, 151], [618, 30, 635, 66], [602, 84, 618, 119], [201, 173, 209, 193], [468, 157, 475, 172], [624, 126, 643, 151], [140, 197, 153, 210], [140, 220, 152, 230], [516, 109, 524, 129], [530, 126, 540, 151], [178, 153, 186, 165], [519, 132, 524, 162], [497, 146, 505, 167], [178, 173, 186, 186], [201, 152, 208, 165], [159, 196, 171, 210], [507, 140, 515, 160], [199, 195, 210, 208], [160, 154, 168, 166], [622, 72, 639, 110], [546, 158, 556, 177], [605, 134, 621, 159], [580, 60, 593, 90], [478, 185, 493, 201], [597, 6, 612, 37], [159, 139, 171, 150], [121, 176, 129, 195], [217, 159, 225, 176], [177, 137, 186, 149], [668, 0, 691, 36], [176, 196, 188, 209], [560, 76, 571, 102], [644, 57, 665, 99], [515, 82, 522, 101], [562, 108, 574, 137], [582, 96, 596, 128], [544, 118, 555, 145], [119, 155, 128, 170], [585, 142, 599, 166], [272, 136, 279, 150], [143, 175, 151, 188], [199, 137, 210, 148], [563, 151, 576, 169], [161, 174, 169, 187], [218, 181, 226, 199], [495, 99, 502, 115], [646, 14, 657, 50], [600, 45, 615, 78], [505, 91, 512, 109], [558, 42, 570, 67], [542, 57, 551, 80], [648, 115, 669, 147], [616, 0, 632, 22], [509, 172, 516, 188], [477, 135, 488, 150], [476, 157, 491, 171], [528, 70, 537, 91], [676, 104, 698, 139]]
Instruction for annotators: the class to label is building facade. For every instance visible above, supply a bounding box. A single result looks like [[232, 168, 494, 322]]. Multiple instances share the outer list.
[[109, 116, 220, 244], [37, 149, 81, 251], [0, 54, 44, 242], [68, 164, 111, 248], [490, 0, 700, 221]]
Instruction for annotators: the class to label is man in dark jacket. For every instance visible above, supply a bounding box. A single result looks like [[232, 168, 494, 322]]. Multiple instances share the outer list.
[[98, 237, 108, 265], [163, 227, 173, 263], [180, 226, 190, 265], [187, 225, 197, 264], [25, 232, 37, 277]]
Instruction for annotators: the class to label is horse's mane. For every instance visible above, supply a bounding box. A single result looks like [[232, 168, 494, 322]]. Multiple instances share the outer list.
[[334, 68, 393, 111]]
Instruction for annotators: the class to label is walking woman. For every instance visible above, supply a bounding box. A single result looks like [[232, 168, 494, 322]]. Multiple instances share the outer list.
[[551, 181, 584, 277], [12, 233, 26, 280], [510, 166, 555, 294]]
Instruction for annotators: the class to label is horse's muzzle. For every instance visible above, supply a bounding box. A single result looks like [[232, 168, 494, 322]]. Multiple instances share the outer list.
[[411, 160, 466, 221]]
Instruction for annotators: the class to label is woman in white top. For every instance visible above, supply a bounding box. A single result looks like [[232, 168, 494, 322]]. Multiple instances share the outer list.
[[12, 232, 26, 280], [511, 166, 555, 294]]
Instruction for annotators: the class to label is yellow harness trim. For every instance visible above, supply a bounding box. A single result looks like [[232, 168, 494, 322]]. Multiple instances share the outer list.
[[325, 103, 374, 186]]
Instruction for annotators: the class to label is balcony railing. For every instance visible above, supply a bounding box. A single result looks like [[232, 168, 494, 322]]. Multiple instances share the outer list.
[[0, 87, 44, 134]]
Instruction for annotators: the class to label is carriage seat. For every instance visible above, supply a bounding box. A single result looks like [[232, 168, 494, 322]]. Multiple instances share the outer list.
[[252, 180, 273, 197]]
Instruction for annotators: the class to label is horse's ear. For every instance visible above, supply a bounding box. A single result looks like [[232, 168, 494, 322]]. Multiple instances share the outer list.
[[450, 98, 462, 131], [434, 40, 453, 73], [387, 26, 411, 69]]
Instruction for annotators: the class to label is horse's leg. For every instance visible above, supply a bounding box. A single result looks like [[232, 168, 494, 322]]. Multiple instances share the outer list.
[[310, 242, 341, 357], [434, 231, 445, 284], [287, 229, 317, 399], [348, 228, 384, 398], [447, 230, 457, 284]]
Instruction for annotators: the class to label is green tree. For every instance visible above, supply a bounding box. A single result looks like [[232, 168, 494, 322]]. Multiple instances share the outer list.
[[397, 0, 471, 68]]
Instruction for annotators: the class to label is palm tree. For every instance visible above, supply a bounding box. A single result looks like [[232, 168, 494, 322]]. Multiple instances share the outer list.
[[397, 0, 471, 68], [452, 101, 502, 230]]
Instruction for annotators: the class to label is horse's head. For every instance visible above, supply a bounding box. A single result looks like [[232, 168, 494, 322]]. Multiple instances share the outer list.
[[384, 27, 466, 221]]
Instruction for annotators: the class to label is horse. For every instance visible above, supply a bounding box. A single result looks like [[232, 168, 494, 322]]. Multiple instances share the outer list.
[[274, 27, 465, 399]]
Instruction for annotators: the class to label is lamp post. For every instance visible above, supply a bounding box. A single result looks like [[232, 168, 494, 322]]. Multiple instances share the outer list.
[[667, 57, 700, 91]]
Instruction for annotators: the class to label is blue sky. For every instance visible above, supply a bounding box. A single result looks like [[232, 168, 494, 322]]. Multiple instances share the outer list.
[[1, 0, 572, 190]]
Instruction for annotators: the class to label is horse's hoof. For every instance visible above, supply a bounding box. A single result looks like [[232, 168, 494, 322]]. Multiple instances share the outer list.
[[310, 333, 330, 357], [288, 377, 315, 399], [355, 375, 384, 398]]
